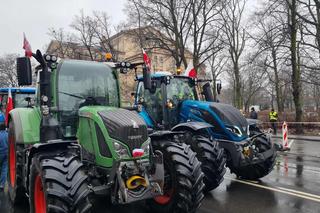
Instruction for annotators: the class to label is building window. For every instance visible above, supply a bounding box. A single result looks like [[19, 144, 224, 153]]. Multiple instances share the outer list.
[[159, 56, 163, 64]]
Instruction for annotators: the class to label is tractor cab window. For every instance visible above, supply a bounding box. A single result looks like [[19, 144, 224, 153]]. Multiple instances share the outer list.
[[137, 80, 163, 126], [14, 93, 35, 108], [57, 61, 119, 137], [167, 78, 196, 103], [165, 77, 197, 128]]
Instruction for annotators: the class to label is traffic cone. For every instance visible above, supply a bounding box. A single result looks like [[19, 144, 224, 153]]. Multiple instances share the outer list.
[[282, 122, 290, 151]]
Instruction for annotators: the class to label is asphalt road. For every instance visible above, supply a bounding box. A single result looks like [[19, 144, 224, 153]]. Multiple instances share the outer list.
[[1, 138, 319, 213]]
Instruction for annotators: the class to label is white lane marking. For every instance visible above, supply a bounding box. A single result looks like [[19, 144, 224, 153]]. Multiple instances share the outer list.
[[288, 139, 295, 148], [225, 177, 320, 203], [277, 187, 320, 199]]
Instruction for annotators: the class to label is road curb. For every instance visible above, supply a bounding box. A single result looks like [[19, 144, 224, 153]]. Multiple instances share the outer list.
[[272, 135, 320, 142]]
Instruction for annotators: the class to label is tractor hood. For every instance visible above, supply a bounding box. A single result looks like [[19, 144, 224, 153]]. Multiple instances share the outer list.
[[208, 102, 249, 134], [180, 100, 249, 140], [79, 106, 148, 152], [98, 108, 148, 151]]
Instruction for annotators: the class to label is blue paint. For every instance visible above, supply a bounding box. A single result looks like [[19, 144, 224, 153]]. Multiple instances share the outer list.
[[0, 87, 36, 94]]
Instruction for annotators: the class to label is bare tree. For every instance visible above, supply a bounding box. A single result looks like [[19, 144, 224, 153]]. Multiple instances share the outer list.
[[220, 0, 247, 109], [287, 0, 303, 123], [71, 10, 98, 61], [0, 54, 19, 87], [47, 28, 78, 58], [127, 0, 224, 72], [207, 52, 227, 101], [242, 61, 268, 112], [91, 11, 119, 60], [250, 5, 289, 112]]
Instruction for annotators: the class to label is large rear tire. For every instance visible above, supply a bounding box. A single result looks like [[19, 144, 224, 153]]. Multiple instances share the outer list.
[[185, 132, 226, 192], [29, 153, 92, 213], [148, 141, 204, 213], [230, 134, 277, 180], [7, 121, 27, 205]]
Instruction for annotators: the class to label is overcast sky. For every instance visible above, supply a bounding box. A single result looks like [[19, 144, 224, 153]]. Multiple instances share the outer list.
[[0, 0, 258, 56], [0, 0, 127, 55]]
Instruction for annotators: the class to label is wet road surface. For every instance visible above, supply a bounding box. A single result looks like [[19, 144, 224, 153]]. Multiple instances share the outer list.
[[1, 138, 319, 213]]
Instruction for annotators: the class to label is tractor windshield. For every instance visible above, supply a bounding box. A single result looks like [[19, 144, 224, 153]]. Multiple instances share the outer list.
[[57, 60, 119, 137], [167, 77, 196, 102]]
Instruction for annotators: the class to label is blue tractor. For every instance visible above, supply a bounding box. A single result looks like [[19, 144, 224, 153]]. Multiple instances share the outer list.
[[0, 87, 36, 110], [134, 72, 226, 192], [134, 72, 276, 181]]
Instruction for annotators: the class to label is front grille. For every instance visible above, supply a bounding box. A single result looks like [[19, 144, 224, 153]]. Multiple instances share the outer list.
[[98, 109, 148, 152]]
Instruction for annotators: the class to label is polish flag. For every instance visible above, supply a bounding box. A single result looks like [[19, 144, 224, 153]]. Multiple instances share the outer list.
[[142, 48, 151, 70], [183, 60, 197, 78], [5, 89, 13, 126], [23, 33, 33, 58]]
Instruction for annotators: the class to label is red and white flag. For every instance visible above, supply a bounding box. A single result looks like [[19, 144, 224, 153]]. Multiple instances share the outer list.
[[23, 33, 33, 58], [5, 88, 13, 126], [183, 60, 197, 78], [142, 48, 151, 70]]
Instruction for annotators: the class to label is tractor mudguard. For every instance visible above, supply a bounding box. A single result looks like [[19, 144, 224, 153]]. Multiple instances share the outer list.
[[149, 130, 184, 139], [26, 140, 80, 189], [171, 121, 213, 132], [9, 108, 41, 144]]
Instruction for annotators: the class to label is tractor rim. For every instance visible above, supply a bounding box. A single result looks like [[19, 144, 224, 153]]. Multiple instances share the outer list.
[[9, 135, 16, 187], [34, 174, 46, 213]]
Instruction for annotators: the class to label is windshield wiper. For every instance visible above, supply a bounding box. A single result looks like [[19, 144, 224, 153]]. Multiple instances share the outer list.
[[59, 91, 84, 99]]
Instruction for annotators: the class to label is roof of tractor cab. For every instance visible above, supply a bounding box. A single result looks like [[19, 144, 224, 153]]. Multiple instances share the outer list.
[[59, 59, 115, 72], [0, 87, 36, 94], [137, 71, 191, 81]]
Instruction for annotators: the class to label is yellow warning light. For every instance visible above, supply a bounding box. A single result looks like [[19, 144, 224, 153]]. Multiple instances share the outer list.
[[105, 53, 112, 61], [176, 67, 181, 75]]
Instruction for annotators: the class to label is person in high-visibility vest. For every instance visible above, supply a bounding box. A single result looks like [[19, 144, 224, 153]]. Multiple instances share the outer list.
[[269, 108, 278, 135]]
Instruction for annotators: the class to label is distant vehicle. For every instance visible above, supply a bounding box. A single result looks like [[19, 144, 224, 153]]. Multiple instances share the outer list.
[[0, 87, 36, 113]]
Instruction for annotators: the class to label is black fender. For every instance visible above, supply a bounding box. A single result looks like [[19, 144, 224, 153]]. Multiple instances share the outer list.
[[25, 140, 81, 190], [171, 121, 213, 132], [218, 139, 248, 168], [149, 130, 184, 139], [247, 119, 263, 134]]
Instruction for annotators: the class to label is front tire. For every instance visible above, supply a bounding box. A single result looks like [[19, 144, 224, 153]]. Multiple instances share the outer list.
[[148, 141, 204, 213], [7, 121, 27, 205], [185, 132, 226, 192], [230, 133, 277, 180], [29, 153, 92, 213]]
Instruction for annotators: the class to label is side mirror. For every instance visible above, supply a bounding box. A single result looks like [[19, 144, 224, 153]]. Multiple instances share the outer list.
[[142, 65, 152, 90], [217, 81, 222, 94], [202, 82, 214, 102], [17, 57, 32, 86]]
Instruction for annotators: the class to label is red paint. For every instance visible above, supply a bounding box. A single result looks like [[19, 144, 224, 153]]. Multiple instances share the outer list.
[[5, 89, 13, 126], [9, 136, 15, 187], [34, 175, 46, 213], [154, 189, 174, 205], [132, 149, 144, 158]]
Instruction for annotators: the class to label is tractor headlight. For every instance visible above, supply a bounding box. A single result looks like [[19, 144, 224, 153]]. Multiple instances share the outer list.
[[113, 141, 130, 159], [141, 140, 150, 156]]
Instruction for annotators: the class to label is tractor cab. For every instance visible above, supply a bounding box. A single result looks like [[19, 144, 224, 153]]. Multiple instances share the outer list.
[[135, 73, 198, 129], [135, 72, 249, 141], [55, 60, 120, 137]]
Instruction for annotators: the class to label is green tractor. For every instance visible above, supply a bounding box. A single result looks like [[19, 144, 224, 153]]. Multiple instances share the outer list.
[[7, 50, 204, 213]]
